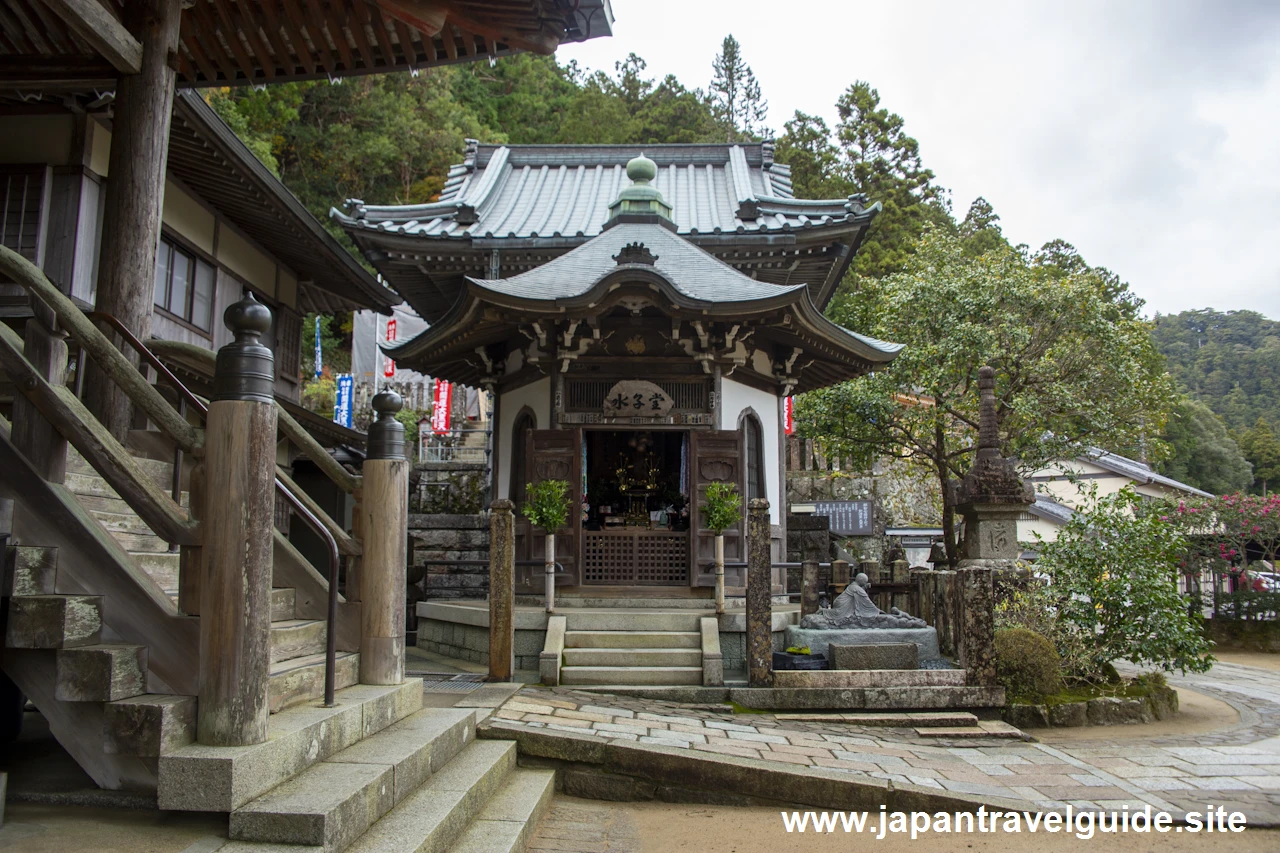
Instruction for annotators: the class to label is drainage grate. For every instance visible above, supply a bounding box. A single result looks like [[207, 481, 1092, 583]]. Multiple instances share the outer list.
[[417, 673, 486, 692]]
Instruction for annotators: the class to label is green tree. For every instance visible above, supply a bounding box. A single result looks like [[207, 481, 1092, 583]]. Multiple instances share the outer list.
[[1237, 417, 1280, 494], [774, 111, 851, 199], [1032, 239, 1143, 318], [833, 82, 950, 278], [798, 230, 1176, 564], [1037, 487, 1213, 675], [958, 197, 1009, 258], [1158, 397, 1253, 495], [708, 35, 768, 141]]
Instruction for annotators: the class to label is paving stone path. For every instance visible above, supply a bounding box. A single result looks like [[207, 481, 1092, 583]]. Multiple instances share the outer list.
[[488, 660, 1280, 823]]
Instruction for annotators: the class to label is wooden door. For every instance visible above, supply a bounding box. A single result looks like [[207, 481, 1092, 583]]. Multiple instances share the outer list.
[[691, 430, 744, 588], [515, 429, 581, 593]]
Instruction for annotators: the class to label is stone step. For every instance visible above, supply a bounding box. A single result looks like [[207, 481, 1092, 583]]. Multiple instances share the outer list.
[[559, 665, 703, 686], [451, 768, 556, 853], [564, 630, 700, 649], [63, 471, 190, 507], [6, 546, 57, 596], [562, 611, 706, 632], [158, 679, 423, 812], [774, 711, 980, 727], [55, 644, 147, 702], [271, 619, 327, 664], [562, 648, 702, 667], [272, 588, 297, 622], [916, 720, 1023, 739], [5, 595, 103, 649], [231, 760, 393, 852], [229, 708, 477, 852], [104, 694, 197, 757], [269, 652, 361, 714], [341, 740, 516, 853]]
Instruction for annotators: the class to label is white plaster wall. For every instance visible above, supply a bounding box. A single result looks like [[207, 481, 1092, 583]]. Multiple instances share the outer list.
[[1017, 516, 1061, 545], [720, 376, 783, 522], [495, 377, 550, 500]]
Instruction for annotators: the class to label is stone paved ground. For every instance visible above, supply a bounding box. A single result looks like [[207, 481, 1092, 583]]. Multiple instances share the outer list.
[[487, 660, 1280, 823]]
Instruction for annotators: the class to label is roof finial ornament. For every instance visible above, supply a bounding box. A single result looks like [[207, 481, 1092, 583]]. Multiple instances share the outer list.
[[604, 152, 673, 231]]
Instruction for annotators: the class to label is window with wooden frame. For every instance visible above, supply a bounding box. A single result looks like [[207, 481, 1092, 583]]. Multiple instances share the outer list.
[[153, 234, 214, 332]]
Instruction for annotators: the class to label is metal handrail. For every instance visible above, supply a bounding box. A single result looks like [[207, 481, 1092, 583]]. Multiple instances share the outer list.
[[87, 311, 346, 707]]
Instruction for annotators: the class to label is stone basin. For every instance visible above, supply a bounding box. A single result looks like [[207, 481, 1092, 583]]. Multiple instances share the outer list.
[[785, 626, 944, 666]]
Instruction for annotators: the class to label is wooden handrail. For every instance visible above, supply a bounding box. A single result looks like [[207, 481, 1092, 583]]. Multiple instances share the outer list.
[[147, 338, 362, 494], [0, 320, 198, 545], [0, 245, 201, 454]]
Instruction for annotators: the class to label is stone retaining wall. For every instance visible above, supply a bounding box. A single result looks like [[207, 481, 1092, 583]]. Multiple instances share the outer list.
[[416, 618, 547, 673], [1004, 685, 1180, 729], [408, 513, 489, 601]]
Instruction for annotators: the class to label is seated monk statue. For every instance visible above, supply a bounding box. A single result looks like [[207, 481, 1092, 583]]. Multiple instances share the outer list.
[[800, 573, 926, 630]]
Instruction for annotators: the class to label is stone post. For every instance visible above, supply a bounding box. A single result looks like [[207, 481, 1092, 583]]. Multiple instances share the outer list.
[[488, 499, 515, 681], [714, 533, 726, 615], [544, 532, 556, 614], [910, 568, 932, 626], [891, 558, 910, 613], [800, 560, 820, 618], [198, 295, 276, 746], [746, 498, 773, 688], [358, 392, 409, 685], [958, 567, 996, 686], [831, 559, 850, 586]]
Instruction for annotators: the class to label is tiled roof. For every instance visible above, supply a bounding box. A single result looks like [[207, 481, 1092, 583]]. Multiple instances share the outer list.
[[333, 141, 877, 242], [1084, 449, 1213, 498], [1028, 496, 1076, 526]]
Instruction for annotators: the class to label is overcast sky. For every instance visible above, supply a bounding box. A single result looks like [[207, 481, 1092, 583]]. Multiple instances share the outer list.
[[559, 0, 1280, 319]]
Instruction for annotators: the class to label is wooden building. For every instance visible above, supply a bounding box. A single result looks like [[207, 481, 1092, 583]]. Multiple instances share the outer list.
[[340, 151, 902, 597]]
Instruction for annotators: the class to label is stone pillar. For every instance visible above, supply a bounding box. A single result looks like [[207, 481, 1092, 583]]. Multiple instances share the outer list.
[[933, 571, 957, 658], [488, 499, 515, 681], [746, 498, 773, 688], [891, 558, 910, 613], [910, 568, 932, 626], [831, 559, 850, 586], [957, 567, 996, 686], [358, 392, 409, 685], [198, 296, 276, 746], [800, 560, 820, 619]]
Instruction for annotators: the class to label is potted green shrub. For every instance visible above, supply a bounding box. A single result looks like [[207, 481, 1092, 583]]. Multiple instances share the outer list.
[[702, 481, 743, 615], [523, 479, 570, 613]]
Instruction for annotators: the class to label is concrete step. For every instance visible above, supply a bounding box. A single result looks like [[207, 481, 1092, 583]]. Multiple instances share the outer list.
[[341, 740, 516, 853], [269, 652, 360, 714], [451, 768, 556, 853], [5, 594, 103, 649], [272, 588, 297, 622], [562, 611, 706, 632], [562, 648, 702, 667], [271, 619, 327, 664], [229, 708, 477, 852], [54, 644, 147, 702], [560, 665, 703, 686], [104, 694, 197, 757], [158, 679, 423, 812], [6, 546, 57, 596], [564, 630, 700, 649]]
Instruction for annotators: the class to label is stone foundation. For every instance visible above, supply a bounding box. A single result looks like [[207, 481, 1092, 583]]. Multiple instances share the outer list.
[[416, 618, 546, 672], [408, 514, 489, 601], [785, 626, 943, 664]]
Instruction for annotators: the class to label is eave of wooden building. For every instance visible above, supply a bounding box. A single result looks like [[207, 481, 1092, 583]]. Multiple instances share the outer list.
[[0, 0, 614, 90]]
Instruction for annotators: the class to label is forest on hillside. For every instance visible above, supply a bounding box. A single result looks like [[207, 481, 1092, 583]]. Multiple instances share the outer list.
[[208, 37, 1275, 499]]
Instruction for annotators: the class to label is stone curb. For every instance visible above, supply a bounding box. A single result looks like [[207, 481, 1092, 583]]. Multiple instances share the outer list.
[[477, 721, 1037, 816]]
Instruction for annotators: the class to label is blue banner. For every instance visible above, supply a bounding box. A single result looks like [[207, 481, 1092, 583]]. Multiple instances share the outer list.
[[313, 316, 322, 379], [334, 374, 353, 428]]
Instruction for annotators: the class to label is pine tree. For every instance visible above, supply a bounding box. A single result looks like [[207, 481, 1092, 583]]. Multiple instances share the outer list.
[[708, 35, 768, 142], [958, 197, 1008, 258], [1238, 418, 1280, 494]]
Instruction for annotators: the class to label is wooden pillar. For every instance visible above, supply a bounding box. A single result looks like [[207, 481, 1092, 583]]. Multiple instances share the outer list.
[[358, 392, 409, 685], [83, 0, 183, 440], [198, 296, 276, 746], [11, 306, 70, 544], [488, 499, 515, 681], [746, 498, 773, 688], [177, 461, 205, 615]]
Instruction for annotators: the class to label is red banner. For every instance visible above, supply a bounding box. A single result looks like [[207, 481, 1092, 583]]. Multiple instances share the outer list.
[[785, 396, 795, 435], [431, 379, 452, 434], [382, 317, 397, 378]]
